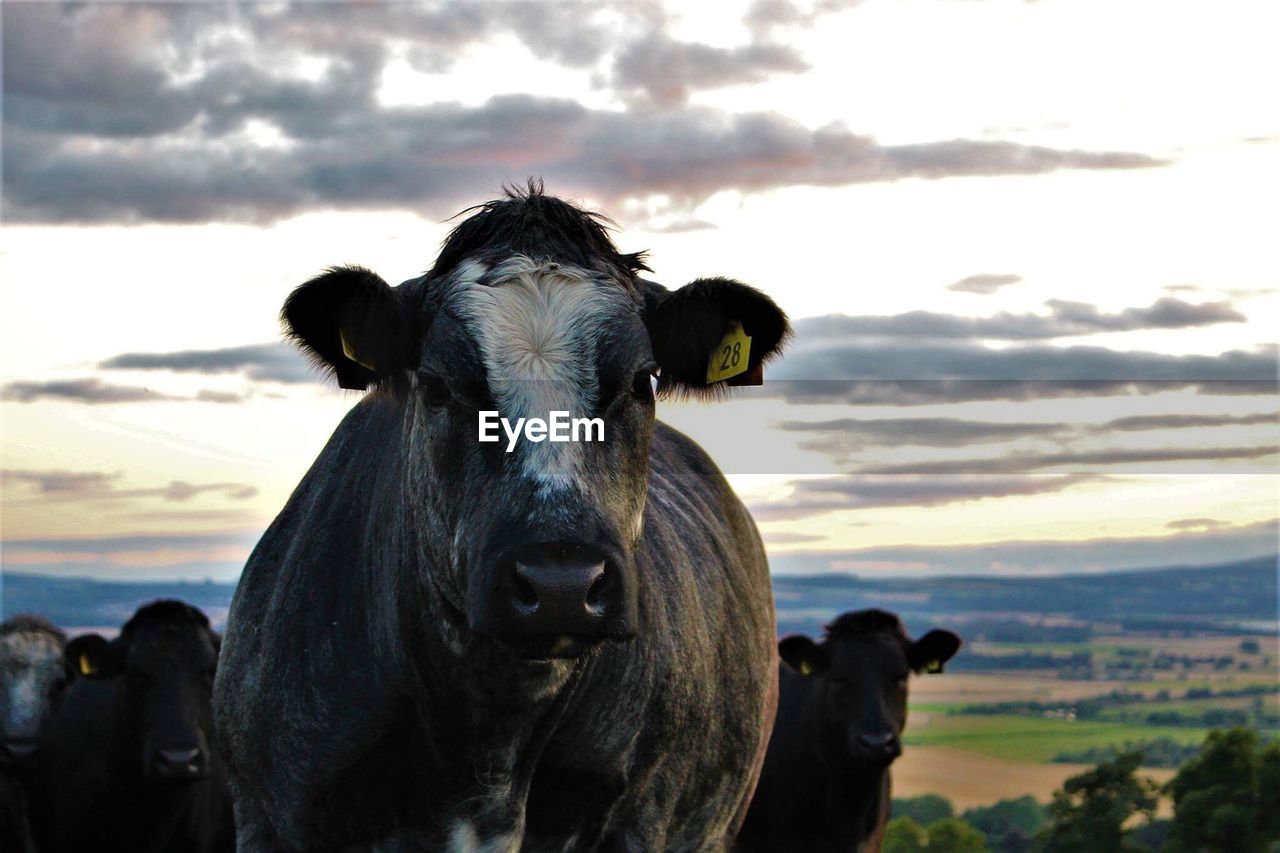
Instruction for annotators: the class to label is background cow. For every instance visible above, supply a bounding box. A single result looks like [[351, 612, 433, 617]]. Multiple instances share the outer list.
[[737, 609, 961, 852], [30, 600, 233, 853], [1, 614, 66, 853], [215, 184, 789, 850]]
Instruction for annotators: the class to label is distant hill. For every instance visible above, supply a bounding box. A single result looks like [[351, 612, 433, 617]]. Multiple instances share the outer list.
[[772, 554, 1278, 638], [2, 554, 1275, 635]]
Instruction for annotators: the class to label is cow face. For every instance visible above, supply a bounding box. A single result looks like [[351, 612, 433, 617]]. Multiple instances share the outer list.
[[281, 187, 789, 660], [0, 616, 66, 768], [65, 601, 219, 782], [780, 610, 960, 768]]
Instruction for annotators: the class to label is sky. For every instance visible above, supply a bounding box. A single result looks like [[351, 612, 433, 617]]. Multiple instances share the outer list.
[[1, 0, 1277, 583]]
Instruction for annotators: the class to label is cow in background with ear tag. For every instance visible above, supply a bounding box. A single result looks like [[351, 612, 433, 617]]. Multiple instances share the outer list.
[[738, 610, 961, 852]]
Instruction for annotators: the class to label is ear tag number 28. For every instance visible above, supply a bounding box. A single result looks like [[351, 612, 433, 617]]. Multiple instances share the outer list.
[[706, 322, 752, 384]]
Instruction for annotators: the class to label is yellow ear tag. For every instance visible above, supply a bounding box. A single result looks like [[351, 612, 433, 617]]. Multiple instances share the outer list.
[[78, 653, 95, 676], [339, 328, 379, 372], [926, 659, 943, 674], [798, 660, 814, 676], [705, 322, 752, 384]]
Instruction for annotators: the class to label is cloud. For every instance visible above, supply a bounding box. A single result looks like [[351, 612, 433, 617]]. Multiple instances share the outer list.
[[744, 0, 866, 36], [0, 530, 260, 581], [611, 32, 809, 105], [3, 469, 258, 503], [778, 416, 1069, 449], [947, 273, 1022, 295], [0, 378, 252, 405], [1, 3, 1165, 225], [773, 411, 1278, 462], [4, 470, 121, 495], [0, 378, 181, 404], [1104, 412, 1278, 431], [768, 338, 1277, 404], [860, 445, 1278, 477], [100, 343, 313, 384], [760, 530, 832, 546], [1166, 517, 1228, 531], [765, 378, 1276, 406], [750, 472, 1099, 519], [792, 297, 1244, 342]]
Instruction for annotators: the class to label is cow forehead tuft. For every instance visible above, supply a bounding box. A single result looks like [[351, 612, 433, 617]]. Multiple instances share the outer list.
[[824, 609, 909, 645], [1, 630, 64, 664], [0, 614, 65, 644], [122, 599, 210, 637]]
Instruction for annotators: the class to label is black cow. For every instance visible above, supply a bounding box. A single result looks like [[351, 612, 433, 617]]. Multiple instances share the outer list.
[[1, 614, 66, 853], [737, 610, 961, 852], [30, 600, 233, 853], [215, 183, 789, 850]]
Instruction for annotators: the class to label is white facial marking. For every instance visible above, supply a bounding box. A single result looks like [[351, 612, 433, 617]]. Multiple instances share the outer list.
[[455, 256, 624, 492], [1, 631, 63, 735]]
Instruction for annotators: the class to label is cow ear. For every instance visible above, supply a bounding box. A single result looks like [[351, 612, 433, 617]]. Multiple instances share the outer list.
[[644, 277, 789, 399], [65, 634, 122, 680], [779, 635, 828, 676], [909, 629, 962, 674], [282, 266, 418, 390]]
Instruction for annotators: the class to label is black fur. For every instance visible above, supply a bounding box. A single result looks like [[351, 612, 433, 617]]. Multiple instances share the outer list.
[[282, 265, 416, 391], [217, 186, 785, 849], [738, 611, 961, 852], [646, 277, 791, 398], [431, 179, 650, 283], [29, 601, 233, 853]]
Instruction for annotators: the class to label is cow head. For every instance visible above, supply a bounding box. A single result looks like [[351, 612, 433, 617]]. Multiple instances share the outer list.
[[281, 183, 789, 660], [779, 610, 960, 768], [0, 615, 66, 768], [64, 600, 220, 782]]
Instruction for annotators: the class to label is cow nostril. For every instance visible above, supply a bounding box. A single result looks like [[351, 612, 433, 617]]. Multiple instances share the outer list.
[[159, 747, 201, 766], [585, 570, 607, 615], [512, 570, 539, 611], [2, 737, 38, 762]]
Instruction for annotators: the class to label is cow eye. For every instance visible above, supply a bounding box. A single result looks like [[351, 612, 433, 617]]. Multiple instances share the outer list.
[[631, 365, 658, 402], [416, 370, 452, 408]]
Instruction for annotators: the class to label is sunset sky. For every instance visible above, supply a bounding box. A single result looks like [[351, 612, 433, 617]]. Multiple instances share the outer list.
[[1, 0, 1276, 582]]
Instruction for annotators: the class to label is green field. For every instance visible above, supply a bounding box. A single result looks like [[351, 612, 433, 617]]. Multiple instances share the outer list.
[[903, 713, 1211, 763]]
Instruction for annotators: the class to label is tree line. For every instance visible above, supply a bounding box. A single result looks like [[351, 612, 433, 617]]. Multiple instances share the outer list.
[[886, 727, 1280, 852]]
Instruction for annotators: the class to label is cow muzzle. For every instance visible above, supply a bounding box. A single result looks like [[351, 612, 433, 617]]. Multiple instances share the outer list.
[[0, 735, 38, 767], [486, 542, 634, 658], [148, 744, 208, 782], [850, 730, 902, 765]]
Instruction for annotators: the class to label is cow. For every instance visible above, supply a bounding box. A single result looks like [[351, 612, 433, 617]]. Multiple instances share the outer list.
[[1, 614, 66, 853], [29, 600, 234, 853], [736, 610, 961, 852], [214, 182, 790, 850]]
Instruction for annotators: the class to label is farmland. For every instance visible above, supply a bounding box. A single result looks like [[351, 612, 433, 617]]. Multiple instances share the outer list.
[[4, 554, 1276, 810]]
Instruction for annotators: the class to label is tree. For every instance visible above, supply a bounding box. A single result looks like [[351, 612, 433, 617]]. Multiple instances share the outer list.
[[1166, 727, 1278, 853], [962, 796, 1047, 851], [893, 794, 955, 826], [927, 817, 988, 852], [1037, 752, 1159, 852], [882, 816, 929, 853]]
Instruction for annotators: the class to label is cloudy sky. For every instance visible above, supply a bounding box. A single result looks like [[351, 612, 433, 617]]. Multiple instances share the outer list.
[[1, 0, 1276, 582]]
